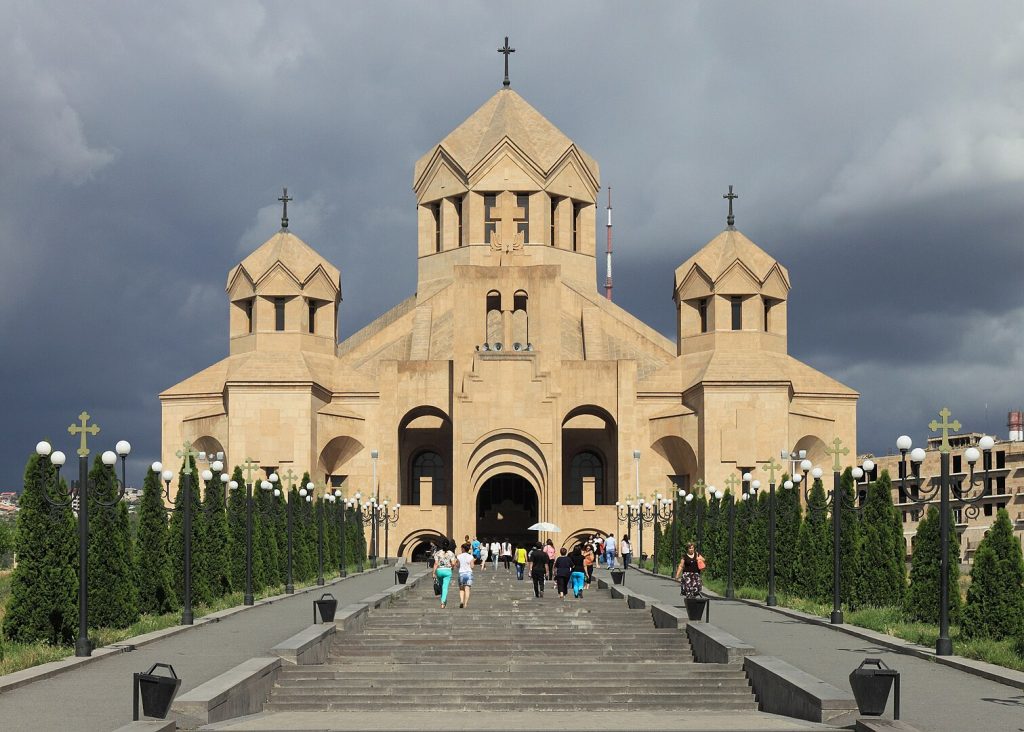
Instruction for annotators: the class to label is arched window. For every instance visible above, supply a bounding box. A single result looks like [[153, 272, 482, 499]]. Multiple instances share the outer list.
[[411, 450, 444, 505], [485, 290, 502, 345], [564, 451, 604, 505], [512, 290, 528, 346]]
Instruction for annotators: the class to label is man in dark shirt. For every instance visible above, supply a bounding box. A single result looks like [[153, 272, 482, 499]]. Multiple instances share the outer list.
[[527, 544, 548, 598]]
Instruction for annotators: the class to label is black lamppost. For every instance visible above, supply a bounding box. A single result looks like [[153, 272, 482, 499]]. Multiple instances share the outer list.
[[614, 501, 634, 567], [326, 487, 354, 576], [895, 410, 992, 656], [718, 475, 741, 599], [232, 457, 278, 606], [742, 457, 784, 607], [370, 450, 379, 567], [681, 479, 709, 554], [36, 414, 130, 657], [646, 493, 673, 573], [155, 440, 206, 625], [380, 500, 401, 565], [796, 437, 863, 624]]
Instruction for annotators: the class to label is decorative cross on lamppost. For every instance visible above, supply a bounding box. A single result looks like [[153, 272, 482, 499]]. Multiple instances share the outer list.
[[896, 409, 991, 656], [279, 468, 300, 594], [36, 413, 131, 656]]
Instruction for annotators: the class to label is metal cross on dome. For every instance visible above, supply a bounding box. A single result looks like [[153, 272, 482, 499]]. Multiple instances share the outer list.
[[929, 407, 961, 454], [498, 36, 515, 87], [825, 437, 850, 473], [723, 185, 738, 229], [68, 411, 100, 458], [278, 188, 292, 230]]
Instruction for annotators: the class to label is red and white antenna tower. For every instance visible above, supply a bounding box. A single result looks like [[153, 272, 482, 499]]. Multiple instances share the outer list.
[[605, 187, 613, 300]]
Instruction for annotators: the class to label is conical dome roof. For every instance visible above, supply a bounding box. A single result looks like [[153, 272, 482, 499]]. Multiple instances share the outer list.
[[414, 88, 599, 183], [228, 230, 340, 290], [674, 228, 789, 292]]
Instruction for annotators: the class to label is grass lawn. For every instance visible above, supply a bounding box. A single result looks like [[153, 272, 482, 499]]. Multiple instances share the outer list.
[[0, 564, 364, 676], [698, 576, 1024, 673]]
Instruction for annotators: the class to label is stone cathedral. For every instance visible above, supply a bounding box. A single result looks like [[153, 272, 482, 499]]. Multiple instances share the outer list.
[[160, 83, 858, 558]]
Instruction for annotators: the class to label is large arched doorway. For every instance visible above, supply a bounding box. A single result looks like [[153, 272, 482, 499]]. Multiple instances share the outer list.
[[476, 473, 539, 548]]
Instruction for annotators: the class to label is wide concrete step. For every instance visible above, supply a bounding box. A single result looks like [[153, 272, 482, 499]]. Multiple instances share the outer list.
[[264, 698, 759, 713]]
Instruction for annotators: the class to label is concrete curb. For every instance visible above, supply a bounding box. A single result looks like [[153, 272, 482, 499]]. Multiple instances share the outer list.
[[0, 565, 388, 694], [626, 566, 1024, 692]]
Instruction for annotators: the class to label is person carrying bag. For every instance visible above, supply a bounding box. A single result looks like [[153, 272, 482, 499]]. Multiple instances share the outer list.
[[674, 542, 705, 598]]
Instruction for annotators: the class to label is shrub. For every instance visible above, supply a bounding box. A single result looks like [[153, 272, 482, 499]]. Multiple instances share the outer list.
[[905, 505, 961, 624], [962, 509, 1024, 640]]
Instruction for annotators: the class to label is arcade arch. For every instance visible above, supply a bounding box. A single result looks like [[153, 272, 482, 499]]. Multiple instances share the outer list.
[[399, 406, 452, 505], [562, 405, 617, 505]]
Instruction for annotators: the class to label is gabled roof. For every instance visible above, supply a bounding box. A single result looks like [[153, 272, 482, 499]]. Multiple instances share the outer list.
[[674, 228, 790, 293], [227, 231, 340, 293], [414, 89, 599, 189]]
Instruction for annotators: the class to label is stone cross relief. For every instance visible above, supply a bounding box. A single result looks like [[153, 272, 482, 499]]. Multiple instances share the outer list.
[[489, 191, 527, 262]]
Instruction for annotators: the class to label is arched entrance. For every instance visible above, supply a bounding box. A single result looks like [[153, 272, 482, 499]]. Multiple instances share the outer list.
[[476, 473, 539, 548]]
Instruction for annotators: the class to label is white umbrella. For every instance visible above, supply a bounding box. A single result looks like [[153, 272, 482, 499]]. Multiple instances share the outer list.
[[527, 521, 561, 532]]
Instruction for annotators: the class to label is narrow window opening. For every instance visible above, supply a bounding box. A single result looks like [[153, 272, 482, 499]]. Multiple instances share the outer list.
[[731, 296, 742, 330], [763, 298, 772, 331], [454, 196, 463, 246], [698, 298, 708, 333], [308, 300, 317, 334], [274, 298, 286, 331], [516, 194, 529, 242], [485, 290, 502, 344], [550, 196, 558, 245], [484, 194, 497, 244], [572, 202, 583, 251], [430, 203, 441, 253], [245, 299, 254, 334]]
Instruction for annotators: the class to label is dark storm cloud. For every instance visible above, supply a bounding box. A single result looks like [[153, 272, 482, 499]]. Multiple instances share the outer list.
[[2, 1, 1022, 488]]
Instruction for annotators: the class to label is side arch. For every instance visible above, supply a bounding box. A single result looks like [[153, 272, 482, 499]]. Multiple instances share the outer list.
[[560, 528, 604, 551], [650, 435, 699, 492], [397, 528, 448, 560], [793, 434, 829, 472]]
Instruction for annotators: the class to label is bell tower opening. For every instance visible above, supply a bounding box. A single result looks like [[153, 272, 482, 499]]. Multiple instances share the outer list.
[[476, 473, 539, 548]]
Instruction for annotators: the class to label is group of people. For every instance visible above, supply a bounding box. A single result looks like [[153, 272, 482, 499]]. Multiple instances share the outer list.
[[428, 532, 706, 608]]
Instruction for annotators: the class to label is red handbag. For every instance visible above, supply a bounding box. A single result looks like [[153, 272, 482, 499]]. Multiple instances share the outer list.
[[696, 554, 706, 571]]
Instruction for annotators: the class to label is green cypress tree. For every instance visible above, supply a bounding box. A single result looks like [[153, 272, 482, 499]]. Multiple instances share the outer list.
[[962, 509, 1024, 640], [291, 472, 315, 583], [135, 467, 173, 615], [168, 456, 209, 606], [702, 493, 723, 579], [732, 495, 753, 587], [746, 492, 770, 588], [775, 475, 803, 593], [87, 456, 139, 629], [856, 471, 906, 607], [225, 466, 247, 592], [905, 505, 961, 624], [837, 467, 862, 609], [0, 518, 15, 568], [324, 498, 339, 573], [201, 471, 231, 598], [794, 477, 831, 602], [273, 488, 288, 584], [347, 504, 367, 566], [2, 453, 77, 644], [253, 485, 278, 588]]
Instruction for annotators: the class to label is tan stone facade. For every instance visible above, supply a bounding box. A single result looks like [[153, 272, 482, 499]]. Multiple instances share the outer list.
[[866, 433, 1024, 561], [160, 88, 858, 558]]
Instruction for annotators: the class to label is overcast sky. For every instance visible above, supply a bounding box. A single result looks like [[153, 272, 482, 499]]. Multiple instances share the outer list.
[[2, 2, 1022, 488]]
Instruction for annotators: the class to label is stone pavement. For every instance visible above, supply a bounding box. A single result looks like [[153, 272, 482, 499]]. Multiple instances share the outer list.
[[0, 568, 403, 732], [616, 568, 1024, 732]]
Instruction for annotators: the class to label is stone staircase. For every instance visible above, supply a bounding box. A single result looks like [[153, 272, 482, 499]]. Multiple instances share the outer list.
[[265, 569, 756, 714]]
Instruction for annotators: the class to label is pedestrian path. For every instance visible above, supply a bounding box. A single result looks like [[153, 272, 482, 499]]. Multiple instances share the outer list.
[[0, 569, 401, 732], [617, 568, 1024, 732]]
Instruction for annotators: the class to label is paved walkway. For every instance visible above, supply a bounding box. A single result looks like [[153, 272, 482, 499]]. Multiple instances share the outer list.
[[0, 569, 402, 732], [616, 567, 1024, 732]]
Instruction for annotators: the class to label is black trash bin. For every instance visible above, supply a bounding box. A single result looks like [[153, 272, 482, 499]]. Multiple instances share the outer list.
[[684, 596, 709, 622], [314, 592, 338, 624], [610, 568, 625, 585], [133, 663, 181, 721], [849, 658, 900, 719], [395, 566, 410, 584]]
